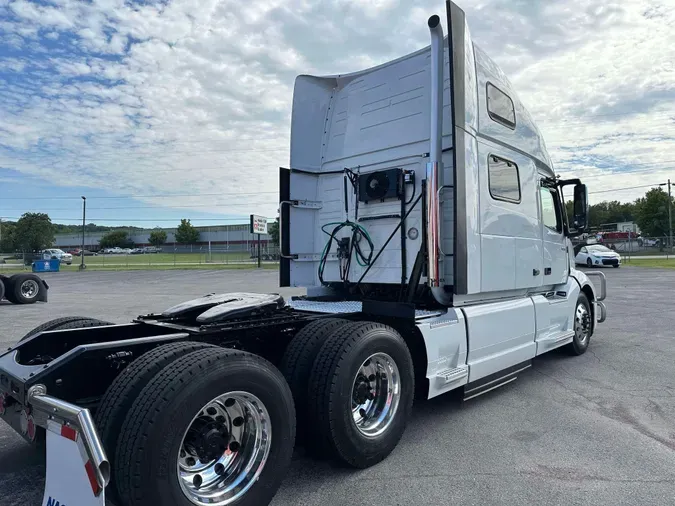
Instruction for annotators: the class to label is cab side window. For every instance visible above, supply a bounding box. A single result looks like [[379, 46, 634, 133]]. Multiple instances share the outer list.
[[487, 82, 516, 129], [488, 155, 520, 203], [540, 187, 562, 233]]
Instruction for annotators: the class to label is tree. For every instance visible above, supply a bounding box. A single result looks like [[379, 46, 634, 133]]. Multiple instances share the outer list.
[[268, 217, 279, 246], [0, 221, 17, 252], [148, 229, 167, 247], [175, 219, 200, 244], [100, 230, 134, 248], [634, 187, 673, 238], [14, 213, 55, 252]]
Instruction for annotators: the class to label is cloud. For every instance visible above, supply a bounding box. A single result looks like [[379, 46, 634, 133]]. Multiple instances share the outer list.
[[0, 0, 673, 227]]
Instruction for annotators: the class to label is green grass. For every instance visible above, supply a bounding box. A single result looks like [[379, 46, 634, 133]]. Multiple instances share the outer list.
[[0, 263, 279, 274], [624, 258, 675, 269]]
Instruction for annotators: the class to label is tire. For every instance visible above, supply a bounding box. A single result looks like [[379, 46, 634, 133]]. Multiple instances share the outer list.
[[3, 275, 16, 304], [613, 264, 619, 268], [279, 317, 348, 444], [586, 258, 592, 268], [307, 321, 415, 468], [20, 316, 113, 342], [566, 293, 592, 356], [0, 277, 4, 302], [115, 348, 296, 506], [95, 341, 218, 505], [11, 274, 44, 304]]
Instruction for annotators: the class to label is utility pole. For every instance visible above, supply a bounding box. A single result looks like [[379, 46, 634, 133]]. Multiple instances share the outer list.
[[79, 196, 86, 270]]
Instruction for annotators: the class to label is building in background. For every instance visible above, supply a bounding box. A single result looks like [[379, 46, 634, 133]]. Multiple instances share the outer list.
[[54, 223, 273, 254]]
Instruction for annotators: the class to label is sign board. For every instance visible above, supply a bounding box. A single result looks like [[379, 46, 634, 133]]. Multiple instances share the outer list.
[[250, 215, 268, 235]]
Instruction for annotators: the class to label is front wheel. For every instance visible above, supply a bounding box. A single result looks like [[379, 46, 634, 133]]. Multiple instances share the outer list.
[[115, 348, 295, 506], [586, 258, 593, 268], [307, 321, 414, 468], [566, 293, 592, 356]]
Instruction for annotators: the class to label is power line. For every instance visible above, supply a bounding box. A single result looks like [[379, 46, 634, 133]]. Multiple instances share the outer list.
[[588, 183, 667, 195], [0, 216, 275, 223], [0, 191, 278, 200]]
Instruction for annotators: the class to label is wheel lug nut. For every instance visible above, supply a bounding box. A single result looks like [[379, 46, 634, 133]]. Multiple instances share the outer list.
[[206, 407, 217, 416], [233, 416, 244, 427], [186, 457, 196, 466], [229, 441, 240, 452], [224, 398, 235, 408], [193, 474, 202, 489]]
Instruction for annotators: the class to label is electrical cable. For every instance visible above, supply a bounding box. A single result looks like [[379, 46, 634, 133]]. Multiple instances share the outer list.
[[318, 221, 374, 286]]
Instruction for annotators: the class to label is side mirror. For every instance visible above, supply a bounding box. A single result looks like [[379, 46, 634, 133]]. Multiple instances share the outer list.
[[572, 183, 588, 233]]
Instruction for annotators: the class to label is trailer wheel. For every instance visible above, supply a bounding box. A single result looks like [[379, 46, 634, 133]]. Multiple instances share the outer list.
[[307, 321, 414, 468], [279, 317, 348, 443], [20, 316, 113, 342], [115, 348, 295, 506], [95, 341, 218, 504], [566, 293, 592, 356]]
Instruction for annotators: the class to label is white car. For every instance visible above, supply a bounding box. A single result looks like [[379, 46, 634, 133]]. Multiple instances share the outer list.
[[42, 249, 73, 265], [574, 244, 621, 268]]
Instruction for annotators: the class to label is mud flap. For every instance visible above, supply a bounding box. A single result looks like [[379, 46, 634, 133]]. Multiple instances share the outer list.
[[42, 421, 105, 506]]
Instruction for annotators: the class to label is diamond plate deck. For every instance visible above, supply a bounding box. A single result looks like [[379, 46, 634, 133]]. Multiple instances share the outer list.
[[286, 299, 445, 319]]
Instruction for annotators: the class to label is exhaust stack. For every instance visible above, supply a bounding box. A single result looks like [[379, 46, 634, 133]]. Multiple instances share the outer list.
[[426, 15, 448, 303]]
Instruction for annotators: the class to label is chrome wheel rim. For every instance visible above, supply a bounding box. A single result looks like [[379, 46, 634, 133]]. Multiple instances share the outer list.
[[575, 303, 591, 345], [177, 391, 271, 505], [351, 352, 401, 438], [20, 280, 39, 300]]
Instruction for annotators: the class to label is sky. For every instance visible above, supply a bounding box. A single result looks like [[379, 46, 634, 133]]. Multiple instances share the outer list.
[[0, 0, 674, 228]]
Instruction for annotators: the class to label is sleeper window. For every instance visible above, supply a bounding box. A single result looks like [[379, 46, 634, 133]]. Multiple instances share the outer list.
[[487, 83, 516, 129], [488, 156, 520, 203]]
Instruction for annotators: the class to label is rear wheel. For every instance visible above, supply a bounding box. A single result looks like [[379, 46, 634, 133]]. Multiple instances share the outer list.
[[115, 348, 295, 506], [95, 341, 218, 504], [279, 317, 348, 444], [2, 275, 16, 303], [307, 321, 414, 468], [11, 274, 43, 304]]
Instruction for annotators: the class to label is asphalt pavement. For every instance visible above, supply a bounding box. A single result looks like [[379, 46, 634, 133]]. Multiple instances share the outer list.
[[1, 268, 674, 506]]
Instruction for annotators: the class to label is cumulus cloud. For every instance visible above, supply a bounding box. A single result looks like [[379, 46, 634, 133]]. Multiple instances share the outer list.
[[0, 0, 673, 225]]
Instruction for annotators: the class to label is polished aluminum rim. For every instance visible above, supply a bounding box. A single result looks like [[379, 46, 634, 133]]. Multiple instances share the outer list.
[[575, 303, 590, 345], [20, 280, 39, 300], [351, 352, 401, 438], [177, 391, 271, 505]]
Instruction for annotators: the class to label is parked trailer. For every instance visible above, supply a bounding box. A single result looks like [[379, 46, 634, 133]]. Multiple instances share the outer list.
[[0, 273, 49, 305], [0, 3, 607, 506]]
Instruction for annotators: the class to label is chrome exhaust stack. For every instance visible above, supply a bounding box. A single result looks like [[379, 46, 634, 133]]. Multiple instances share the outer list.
[[426, 15, 450, 304]]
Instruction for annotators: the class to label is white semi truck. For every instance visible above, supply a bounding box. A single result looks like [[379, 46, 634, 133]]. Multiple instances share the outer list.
[[0, 2, 606, 506]]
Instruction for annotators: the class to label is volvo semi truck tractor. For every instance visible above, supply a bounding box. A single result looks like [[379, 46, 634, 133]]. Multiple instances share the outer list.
[[0, 2, 606, 506]]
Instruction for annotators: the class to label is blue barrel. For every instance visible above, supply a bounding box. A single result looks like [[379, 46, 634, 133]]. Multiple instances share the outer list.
[[32, 258, 61, 273]]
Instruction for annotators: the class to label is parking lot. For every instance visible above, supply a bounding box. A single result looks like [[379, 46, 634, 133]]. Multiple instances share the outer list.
[[1, 267, 674, 506]]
